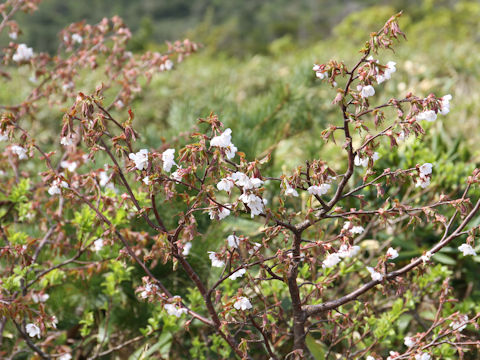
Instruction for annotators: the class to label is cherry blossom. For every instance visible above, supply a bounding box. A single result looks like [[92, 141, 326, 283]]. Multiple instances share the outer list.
[[421, 251, 433, 264], [0, 131, 8, 141], [239, 193, 265, 217], [129, 149, 149, 170], [48, 179, 69, 196], [71, 33, 83, 44], [284, 183, 299, 197], [338, 244, 361, 258], [182, 242, 192, 256], [404, 336, 415, 347], [210, 128, 233, 148], [58, 354, 72, 360], [322, 253, 341, 268], [358, 85, 375, 98], [233, 296, 252, 310], [12, 43, 34, 62], [209, 206, 231, 220], [60, 160, 77, 172], [386, 247, 399, 260], [208, 251, 225, 268], [142, 176, 150, 185], [307, 184, 330, 196], [217, 178, 234, 193], [417, 110, 437, 122], [164, 303, 188, 317], [458, 243, 476, 256], [450, 314, 468, 332], [343, 221, 365, 234], [415, 353, 431, 360], [376, 61, 397, 84], [92, 238, 104, 252], [60, 136, 74, 146], [32, 293, 49, 303], [10, 145, 28, 159], [25, 323, 41, 338], [229, 268, 246, 280], [161, 148, 176, 172], [227, 235, 241, 248], [439, 94, 452, 115], [419, 163, 433, 177], [366, 266, 383, 281]]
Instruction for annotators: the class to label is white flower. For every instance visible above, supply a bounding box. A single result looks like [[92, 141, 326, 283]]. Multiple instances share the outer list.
[[164, 59, 174, 71], [343, 221, 365, 234], [25, 323, 41, 338], [376, 61, 396, 84], [209, 206, 231, 220], [142, 176, 150, 185], [372, 152, 380, 161], [182, 242, 192, 256], [99, 171, 110, 188], [115, 100, 124, 108], [164, 303, 188, 317], [366, 266, 383, 281], [227, 235, 241, 248], [71, 33, 83, 44], [225, 143, 237, 159], [307, 184, 330, 196], [48, 179, 69, 196], [11, 145, 28, 159], [208, 251, 225, 268], [366, 357, 376, 360], [58, 354, 72, 360], [397, 131, 406, 141], [359, 85, 375, 98], [284, 183, 299, 197], [171, 168, 184, 182], [0, 131, 8, 142], [230, 172, 264, 190], [62, 82, 74, 91], [450, 315, 468, 332], [415, 353, 431, 360], [233, 296, 252, 310], [338, 244, 361, 258], [415, 177, 430, 189], [92, 238, 104, 252], [248, 242, 262, 255], [354, 155, 368, 167], [312, 64, 321, 71], [217, 178, 234, 193], [239, 193, 264, 217], [9, 32, 18, 40], [12, 44, 34, 62], [417, 110, 437, 122], [129, 149, 149, 170], [439, 94, 452, 115], [60, 161, 77, 172], [211, 128, 233, 148], [387, 351, 400, 360], [386, 247, 399, 260], [161, 148, 176, 172], [32, 293, 49, 303], [421, 251, 432, 264], [404, 336, 415, 347], [140, 282, 159, 299], [229, 268, 246, 280], [60, 136, 74, 146], [458, 243, 476, 256], [419, 163, 433, 177], [322, 253, 341, 269]]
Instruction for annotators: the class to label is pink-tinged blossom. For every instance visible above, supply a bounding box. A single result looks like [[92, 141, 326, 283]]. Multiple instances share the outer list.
[[26, 323, 41, 338], [419, 163, 433, 177], [209, 206, 231, 220], [415, 177, 430, 189], [13, 43, 34, 62], [217, 178, 234, 193], [233, 296, 252, 310], [439, 94, 452, 115], [210, 128, 232, 148], [307, 184, 330, 196], [164, 59, 174, 71], [140, 282, 159, 299], [313, 64, 327, 79], [366, 266, 383, 281], [458, 243, 476, 256], [162, 148, 176, 172], [386, 247, 399, 260], [171, 168, 184, 182], [397, 131, 406, 141], [11, 145, 28, 159], [230, 172, 264, 190], [71, 33, 83, 44], [322, 253, 341, 269], [208, 251, 225, 268], [129, 149, 149, 170], [229, 268, 246, 280], [387, 352, 400, 360], [450, 314, 468, 332], [417, 110, 437, 122]]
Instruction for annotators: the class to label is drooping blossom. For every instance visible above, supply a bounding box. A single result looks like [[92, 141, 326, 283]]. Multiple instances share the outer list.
[[386, 247, 399, 260], [417, 110, 437, 122], [358, 85, 375, 98], [92, 238, 104, 252], [211, 128, 233, 148], [60, 161, 77, 172], [217, 178, 234, 193], [439, 94, 452, 115], [164, 303, 188, 318], [48, 179, 69, 196], [343, 221, 365, 234], [239, 193, 264, 217], [182, 242, 192, 256], [11, 145, 28, 159], [284, 183, 299, 197], [231, 172, 263, 190], [376, 61, 397, 84], [227, 235, 241, 248], [450, 314, 468, 332], [142, 176, 150, 185], [60, 136, 74, 146], [208, 206, 231, 220], [322, 253, 341, 269], [419, 163, 433, 177], [32, 293, 49, 303], [338, 244, 361, 258], [404, 336, 415, 347]]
